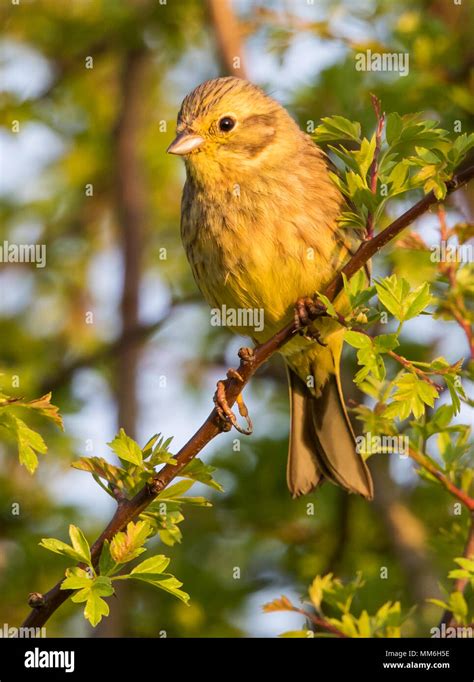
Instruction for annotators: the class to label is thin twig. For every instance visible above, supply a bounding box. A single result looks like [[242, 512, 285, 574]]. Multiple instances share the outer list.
[[324, 165, 474, 302], [408, 448, 474, 512], [436, 205, 474, 360], [291, 606, 348, 638], [388, 351, 442, 390], [206, 0, 247, 78], [366, 94, 385, 239]]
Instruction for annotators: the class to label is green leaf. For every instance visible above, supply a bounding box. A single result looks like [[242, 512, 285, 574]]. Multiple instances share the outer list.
[[315, 292, 337, 318], [118, 553, 189, 605], [109, 520, 151, 564], [403, 282, 433, 320], [424, 176, 447, 200], [156, 479, 195, 500], [388, 116, 449, 161], [386, 373, 438, 420], [180, 458, 223, 492], [61, 569, 114, 627], [427, 598, 450, 610], [313, 115, 362, 144], [342, 272, 375, 311], [130, 555, 171, 576], [84, 590, 110, 627], [72, 457, 124, 485], [147, 434, 176, 467], [353, 134, 376, 179], [3, 414, 47, 474], [157, 525, 183, 547], [131, 574, 190, 605], [386, 161, 410, 195], [356, 610, 372, 637], [431, 404, 454, 430], [327, 144, 360, 173], [375, 276, 431, 322], [39, 538, 86, 564], [142, 434, 160, 459], [338, 210, 367, 231], [84, 577, 114, 627], [375, 275, 410, 320], [346, 332, 387, 385], [414, 146, 443, 165], [309, 573, 337, 611], [385, 112, 403, 145], [69, 525, 92, 566], [108, 428, 143, 467], [0, 392, 63, 429], [453, 557, 474, 572], [61, 567, 93, 590], [448, 592, 468, 622], [373, 334, 399, 353], [98, 540, 116, 577], [448, 133, 474, 167], [345, 331, 371, 349], [445, 375, 462, 415]]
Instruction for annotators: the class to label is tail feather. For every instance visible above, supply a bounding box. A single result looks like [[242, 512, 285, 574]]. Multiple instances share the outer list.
[[286, 368, 323, 497], [286, 368, 373, 499]]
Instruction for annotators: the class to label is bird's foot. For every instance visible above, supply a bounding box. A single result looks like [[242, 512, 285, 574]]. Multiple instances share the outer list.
[[213, 351, 254, 435], [294, 296, 328, 346]]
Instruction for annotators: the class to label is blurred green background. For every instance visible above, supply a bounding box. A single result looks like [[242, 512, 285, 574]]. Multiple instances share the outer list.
[[0, 0, 473, 637]]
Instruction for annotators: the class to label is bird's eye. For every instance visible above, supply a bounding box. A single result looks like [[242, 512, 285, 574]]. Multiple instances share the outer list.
[[218, 116, 236, 132]]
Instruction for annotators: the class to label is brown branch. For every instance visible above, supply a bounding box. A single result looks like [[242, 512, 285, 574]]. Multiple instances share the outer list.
[[324, 164, 474, 302], [263, 597, 347, 638], [408, 448, 474, 512], [290, 606, 348, 638], [326, 313, 445, 390], [387, 351, 442, 390], [450, 306, 474, 359], [206, 0, 247, 78], [113, 48, 148, 440], [21, 163, 474, 629]]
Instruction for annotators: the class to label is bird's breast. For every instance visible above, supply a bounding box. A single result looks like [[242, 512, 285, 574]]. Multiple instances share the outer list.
[[180, 171, 345, 341]]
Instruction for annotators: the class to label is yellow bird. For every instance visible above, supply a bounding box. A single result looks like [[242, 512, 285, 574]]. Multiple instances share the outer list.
[[168, 77, 373, 499]]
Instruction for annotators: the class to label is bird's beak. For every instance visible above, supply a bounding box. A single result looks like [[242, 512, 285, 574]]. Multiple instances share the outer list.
[[167, 131, 205, 155]]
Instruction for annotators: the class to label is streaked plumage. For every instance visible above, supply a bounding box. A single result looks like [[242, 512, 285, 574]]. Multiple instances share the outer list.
[[168, 77, 373, 499]]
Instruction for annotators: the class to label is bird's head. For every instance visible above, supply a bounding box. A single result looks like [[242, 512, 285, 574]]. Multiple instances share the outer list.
[[167, 77, 300, 185]]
